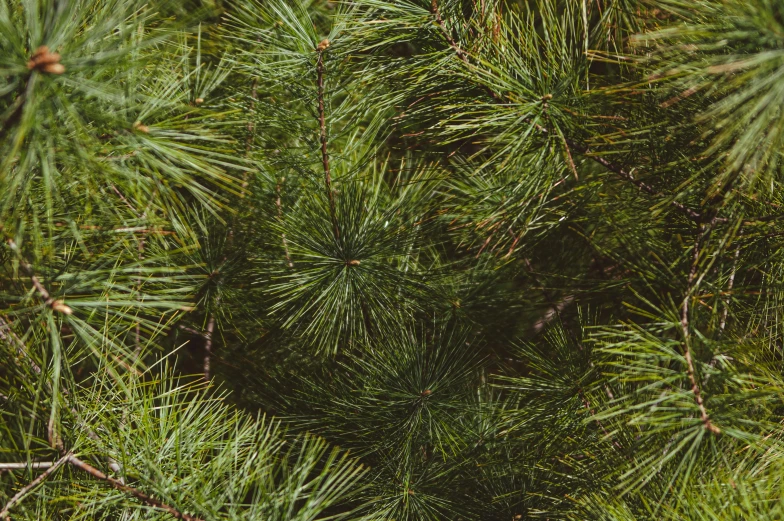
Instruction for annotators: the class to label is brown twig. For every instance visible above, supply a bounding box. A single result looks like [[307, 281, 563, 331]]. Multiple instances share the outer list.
[[532, 295, 575, 334], [681, 224, 720, 434], [719, 243, 740, 331], [275, 177, 294, 268], [5, 237, 71, 315], [243, 77, 259, 192], [316, 41, 340, 240], [67, 455, 206, 521], [0, 462, 55, 471], [1, 317, 42, 374], [0, 75, 37, 145], [203, 315, 215, 380], [0, 452, 71, 519]]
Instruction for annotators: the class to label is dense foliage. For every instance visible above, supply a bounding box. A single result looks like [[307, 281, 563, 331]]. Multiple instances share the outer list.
[[3, 0, 784, 519]]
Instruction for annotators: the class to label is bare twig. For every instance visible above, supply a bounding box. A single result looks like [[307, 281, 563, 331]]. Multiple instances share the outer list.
[[5, 237, 71, 315], [243, 76, 259, 192], [0, 317, 42, 375], [203, 315, 215, 380], [275, 177, 294, 268], [316, 40, 340, 240], [0, 461, 55, 471], [681, 224, 720, 434], [0, 75, 37, 145], [68, 455, 206, 521], [532, 295, 575, 334], [0, 453, 71, 519], [719, 243, 740, 331]]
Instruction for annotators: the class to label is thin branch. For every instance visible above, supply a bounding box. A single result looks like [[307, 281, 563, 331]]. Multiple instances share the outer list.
[[67, 455, 206, 521], [203, 315, 215, 380], [681, 224, 720, 434], [0, 317, 42, 374], [0, 452, 71, 519], [4, 237, 72, 315], [275, 177, 294, 268], [316, 41, 340, 240], [719, 243, 740, 331], [564, 138, 703, 221], [243, 76, 259, 192], [532, 295, 575, 334], [0, 75, 36, 145], [0, 461, 55, 471]]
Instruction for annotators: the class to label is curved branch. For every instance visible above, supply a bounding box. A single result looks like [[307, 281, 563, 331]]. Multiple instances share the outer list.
[[681, 224, 720, 434], [68, 455, 206, 521], [0, 452, 71, 519]]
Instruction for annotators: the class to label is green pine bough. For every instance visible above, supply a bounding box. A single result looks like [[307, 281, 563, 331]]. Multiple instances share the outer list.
[[2, 0, 784, 519]]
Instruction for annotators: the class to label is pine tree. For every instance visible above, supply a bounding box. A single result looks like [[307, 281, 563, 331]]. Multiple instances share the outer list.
[[4, 0, 784, 519]]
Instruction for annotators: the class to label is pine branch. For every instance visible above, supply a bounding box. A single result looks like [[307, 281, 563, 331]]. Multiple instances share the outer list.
[[4, 237, 72, 315], [0, 452, 71, 519], [563, 138, 704, 222], [67, 455, 206, 521], [426, 5, 709, 223], [681, 224, 720, 435], [316, 40, 340, 240], [2, 315, 124, 476]]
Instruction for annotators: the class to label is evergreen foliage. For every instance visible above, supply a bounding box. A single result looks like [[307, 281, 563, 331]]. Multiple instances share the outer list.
[[3, 0, 784, 519]]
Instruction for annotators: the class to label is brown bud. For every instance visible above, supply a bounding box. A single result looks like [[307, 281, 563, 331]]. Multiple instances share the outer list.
[[34, 52, 61, 66], [541, 93, 553, 101], [421, 389, 432, 396], [347, 259, 361, 266], [51, 300, 73, 315], [195, 97, 204, 104], [133, 121, 150, 133], [41, 63, 65, 75], [33, 45, 49, 56], [316, 39, 330, 51], [27, 46, 65, 74]]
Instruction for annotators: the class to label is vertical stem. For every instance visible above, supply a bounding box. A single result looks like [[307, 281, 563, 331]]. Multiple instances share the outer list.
[[316, 48, 340, 240], [719, 243, 740, 331], [275, 177, 294, 268], [681, 224, 720, 434], [134, 235, 145, 358], [203, 315, 215, 380], [243, 77, 259, 192]]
